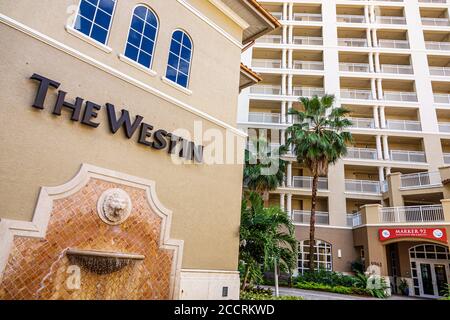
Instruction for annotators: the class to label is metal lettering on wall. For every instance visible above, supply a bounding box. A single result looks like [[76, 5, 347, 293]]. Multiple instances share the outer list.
[[29, 73, 204, 163]]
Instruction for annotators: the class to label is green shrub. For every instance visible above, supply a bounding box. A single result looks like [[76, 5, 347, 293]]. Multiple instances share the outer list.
[[440, 284, 450, 300], [295, 281, 355, 295], [294, 269, 356, 288], [240, 287, 302, 300], [353, 272, 389, 299]]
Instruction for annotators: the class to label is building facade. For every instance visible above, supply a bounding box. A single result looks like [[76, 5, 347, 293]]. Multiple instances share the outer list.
[[239, 0, 450, 298], [0, 0, 278, 300]]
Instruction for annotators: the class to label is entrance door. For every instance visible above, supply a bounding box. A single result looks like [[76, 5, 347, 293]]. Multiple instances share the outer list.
[[419, 263, 434, 296], [434, 264, 447, 297]]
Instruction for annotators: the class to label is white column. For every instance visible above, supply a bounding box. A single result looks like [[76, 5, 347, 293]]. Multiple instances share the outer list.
[[372, 28, 378, 47], [280, 193, 286, 210], [364, 6, 369, 24], [288, 75, 293, 95], [283, 2, 288, 21], [370, 5, 376, 23], [378, 166, 385, 182], [288, 49, 293, 69], [281, 101, 287, 124], [287, 163, 292, 187], [385, 167, 392, 176], [377, 79, 383, 100], [366, 28, 372, 47], [376, 135, 383, 160], [282, 26, 288, 44], [288, 26, 293, 44], [379, 106, 386, 129], [286, 193, 292, 217], [281, 129, 286, 146], [287, 101, 293, 124], [288, 2, 293, 21], [282, 49, 287, 69], [371, 78, 377, 100], [368, 53, 374, 73], [374, 52, 381, 73], [282, 74, 287, 95], [382, 135, 390, 160], [373, 106, 380, 128]]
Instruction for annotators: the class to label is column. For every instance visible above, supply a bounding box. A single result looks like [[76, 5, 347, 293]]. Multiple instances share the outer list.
[[378, 166, 385, 182], [368, 53, 374, 73], [282, 49, 287, 69], [374, 52, 381, 73], [366, 28, 372, 47], [288, 2, 293, 21], [379, 106, 386, 129], [372, 28, 378, 47], [280, 193, 286, 210], [282, 26, 288, 44], [364, 5, 369, 24], [283, 2, 288, 21], [377, 78, 383, 100], [288, 49, 293, 69], [281, 129, 286, 145], [281, 101, 287, 123], [286, 193, 292, 217], [373, 106, 380, 128], [288, 75, 293, 95], [287, 162, 292, 187], [385, 167, 391, 176], [287, 101, 293, 123], [370, 5, 376, 23], [382, 135, 390, 160], [376, 135, 383, 160], [371, 78, 377, 100], [282, 74, 287, 95], [288, 26, 293, 44]]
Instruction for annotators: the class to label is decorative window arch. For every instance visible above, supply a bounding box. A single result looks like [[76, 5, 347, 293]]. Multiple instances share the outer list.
[[165, 30, 193, 88], [124, 5, 159, 68], [298, 240, 332, 274], [409, 244, 449, 260], [74, 0, 117, 45]]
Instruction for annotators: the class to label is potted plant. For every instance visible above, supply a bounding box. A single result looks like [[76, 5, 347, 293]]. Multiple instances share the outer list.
[[398, 279, 409, 296]]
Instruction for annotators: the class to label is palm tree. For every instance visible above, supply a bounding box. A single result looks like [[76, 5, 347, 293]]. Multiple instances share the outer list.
[[287, 94, 352, 272], [239, 192, 297, 290]]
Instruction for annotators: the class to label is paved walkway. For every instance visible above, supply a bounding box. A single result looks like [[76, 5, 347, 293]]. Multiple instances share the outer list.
[[266, 286, 425, 300]]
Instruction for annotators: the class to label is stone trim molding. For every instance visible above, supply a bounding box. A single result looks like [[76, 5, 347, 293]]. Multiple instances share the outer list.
[[0, 163, 184, 299]]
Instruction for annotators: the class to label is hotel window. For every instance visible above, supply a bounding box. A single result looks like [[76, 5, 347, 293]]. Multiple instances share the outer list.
[[298, 240, 332, 274], [165, 30, 193, 88], [124, 6, 158, 69], [74, 0, 116, 45]]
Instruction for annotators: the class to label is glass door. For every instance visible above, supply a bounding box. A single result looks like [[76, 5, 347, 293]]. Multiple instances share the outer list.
[[434, 264, 447, 297], [419, 263, 434, 296]]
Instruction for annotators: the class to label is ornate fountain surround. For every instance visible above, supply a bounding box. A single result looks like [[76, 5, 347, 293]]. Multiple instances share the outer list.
[[0, 164, 184, 299]]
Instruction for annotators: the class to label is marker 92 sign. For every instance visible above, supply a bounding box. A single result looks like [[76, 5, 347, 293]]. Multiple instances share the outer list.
[[379, 228, 448, 243]]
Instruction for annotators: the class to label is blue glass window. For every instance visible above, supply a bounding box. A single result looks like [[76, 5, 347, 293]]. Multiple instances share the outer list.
[[165, 30, 192, 88], [74, 0, 116, 45], [124, 6, 158, 69]]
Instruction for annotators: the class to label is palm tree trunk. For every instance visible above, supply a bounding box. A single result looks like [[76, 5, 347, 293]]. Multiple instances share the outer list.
[[274, 258, 279, 297], [309, 169, 319, 272], [241, 263, 250, 290]]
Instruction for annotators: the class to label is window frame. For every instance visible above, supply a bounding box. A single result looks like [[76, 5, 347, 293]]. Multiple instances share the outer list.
[[71, 0, 118, 48], [298, 239, 333, 274], [165, 29, 193, 89], [122, 4, 159, 71]]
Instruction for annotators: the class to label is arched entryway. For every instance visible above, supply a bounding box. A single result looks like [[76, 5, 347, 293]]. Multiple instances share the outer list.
[[409, 244, 449, 298]]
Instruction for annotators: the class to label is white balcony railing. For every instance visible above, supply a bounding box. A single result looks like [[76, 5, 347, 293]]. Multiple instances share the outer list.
[[292, 13, 322, 22], [252, 59, 282, 69], [390, 150, 426, 163], [400, 171, 442, 189], [270, 12, 283, 20], [345, 179, 382, 194], [383, 91, 418, 102], [255, 35, 282, 44], [348, 117, 375, 128], [419, 0, 447, 3], [339, 63, 370, 73], [292, 176, 328, 190], [426, 41, 450, 51], [293, 87, 325, 97], [434, 94, 450, 104], [341, 89, 374, 100], [293, 60, 324, 70], [292, 210, 329, 225], [345, 147, 378, 160], [338, 38, 368, 47], [386, 120, 422, 131], [336, 14, 366, 23], [347, 213, 362, 227], [429, 67, 450, 77], [293, 36, 323, 46], [378, 39, 410, 49], [444, 153, 450, 164], [248, 112, 281, 124], [421, 17, 450, 26], [250, 85, 282, 95], [438, 122, 450, 133], [379, 205, 444, 223], [381, 64, 414, 75], [376, 16, 406, 25]]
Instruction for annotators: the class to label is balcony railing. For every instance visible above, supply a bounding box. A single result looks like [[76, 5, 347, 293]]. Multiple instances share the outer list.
[[293, 36, 323, 46], [434, 94, 450, 104], [345, 147, 378, 160], [381, 64, 414, 75], [255, 35, 282, 44], [400, 171, 442, 189], [345, 179, 381, 194], [422, 17, 450, 26], [444, 153, 450, 164], [438, 122, 450, 133], [429, 67, 450, 77], [340, 63, 370, 73], [348, 117, 375, 128], [376, 16, 406, 25], [293, 87, 325, 97], [426, 41, 450, 51], [336, 15, 366, 23], [347, 213, 362, 227], [250, 85, 282, 95], [248, 112, 281, 124], [390, 150, 426, 163], [292, 13, 322, 22], [379, 205, 444, 223], [292, 176, 328, 190], [338, 38, 368, 47], [419, 0, 447, 3], [252, 59, 282, 69], [292, 210, 329, 225], [270, 12, 283, 20], [386, 120, 421, 131], [383, 91, 418, 102], [378, 39, 410, 49], [293, 60, 324, 71], [341, 89, 374, 100]]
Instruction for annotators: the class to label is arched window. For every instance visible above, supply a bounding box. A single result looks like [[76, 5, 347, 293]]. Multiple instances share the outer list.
[[298, 240, 332, 274], [74, 0, 117, 44], [124, 5, 159, 68], [165, 30, 193, 88]]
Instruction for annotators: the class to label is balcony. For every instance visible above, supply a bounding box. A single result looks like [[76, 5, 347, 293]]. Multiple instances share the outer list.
[[376, 16, 406, 25], [444, 153, 450, 164], [248, 112, 281, 124], [293, 87, 325, 97], [400, 171, 442, 189], [293, 60, 324, 71], [252, 59, 282, 69], [339, 63, 370, 73], [429, 66, 450, 77], [419, 0, 448, 3], [345, 179, 382, 194], [379, 205, 444, 224], [341, 89, 374, 100], [336, 15, 366, 23], [383, 91, 418, 102], [250, 85, 282, 95], [439, 122, 450, 133], [381, 64, 414, 75], [378, 39, 410, 49], [338, 38, 368, 47], [293, 36, 323, 46], [255, 35, 282, 44], [292, 210, 329, 225], [345, 147, 378, 160], [292, 13, 322, 22], [390, 150, 426, 163], [426, 41, 450, 51], [434, 93, 450, 104], [347, 213, 362, 227], [270, 12, 283, 20], [422, 17, 450, 27], [348, 117, 375, 129], [386, 120, 422, 131], [292, 176, 328, 190]]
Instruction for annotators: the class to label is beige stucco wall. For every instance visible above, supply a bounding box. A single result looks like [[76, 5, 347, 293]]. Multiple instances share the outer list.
[[0, 0, 246, 272]]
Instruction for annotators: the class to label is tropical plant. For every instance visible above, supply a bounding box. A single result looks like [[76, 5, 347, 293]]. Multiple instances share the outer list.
[[398, 278, 410, 296], [239, 192, 297, 290], [440, 283, 450, 300], [353, 272, 389, 299], [287, 95, 352, 271]]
